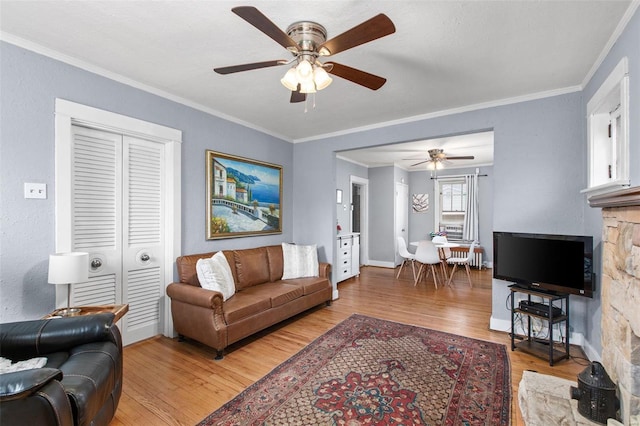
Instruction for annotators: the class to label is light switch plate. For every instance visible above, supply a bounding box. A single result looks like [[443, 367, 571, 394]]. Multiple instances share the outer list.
[[24, 183, 47, 199]]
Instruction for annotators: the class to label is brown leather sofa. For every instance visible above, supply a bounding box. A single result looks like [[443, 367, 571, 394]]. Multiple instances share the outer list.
[[0, 313, 122, 426], [166, 245, 332, 359]]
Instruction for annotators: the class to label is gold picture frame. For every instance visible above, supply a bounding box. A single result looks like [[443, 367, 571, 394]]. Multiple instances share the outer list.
[[206, 150, 283, 239]]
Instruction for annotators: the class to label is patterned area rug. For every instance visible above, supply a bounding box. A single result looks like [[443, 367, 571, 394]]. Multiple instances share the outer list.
[[198, 314, 511, 425]]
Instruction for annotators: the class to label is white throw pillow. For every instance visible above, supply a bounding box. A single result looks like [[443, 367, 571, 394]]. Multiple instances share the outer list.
[[196, 251, 236, 301], [281, 243, 319, 279]]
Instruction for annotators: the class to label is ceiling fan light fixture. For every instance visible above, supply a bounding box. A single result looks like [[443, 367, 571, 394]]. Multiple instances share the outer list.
[[295, 59, 314, 82], [313, 66, 332, 90], [280, 68, 299, 91]]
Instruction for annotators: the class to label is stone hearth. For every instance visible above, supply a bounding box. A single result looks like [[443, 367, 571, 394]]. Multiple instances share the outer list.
[[590, 187, 640, 424]]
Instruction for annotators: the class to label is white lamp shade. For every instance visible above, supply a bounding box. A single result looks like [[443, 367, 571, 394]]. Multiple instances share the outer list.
[[295, 60, 313, 82], [48, 252, 89, 284], [313, 67, 333, 90], [299, 80, 317, 94], [280, 68, 298, 91]]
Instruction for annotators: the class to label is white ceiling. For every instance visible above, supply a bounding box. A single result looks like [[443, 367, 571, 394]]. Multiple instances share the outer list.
[[0, 1, 634, 162]]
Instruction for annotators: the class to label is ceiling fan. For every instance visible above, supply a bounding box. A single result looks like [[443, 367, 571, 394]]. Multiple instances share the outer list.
[[213, 6, 396, 103], [407, 149, 475, 167]]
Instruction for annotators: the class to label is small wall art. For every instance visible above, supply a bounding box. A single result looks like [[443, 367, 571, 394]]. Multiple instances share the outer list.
[[412, 193, 429, 213]]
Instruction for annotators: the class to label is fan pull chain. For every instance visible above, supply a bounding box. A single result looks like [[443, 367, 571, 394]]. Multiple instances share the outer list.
[[302, 94, 317, 113]]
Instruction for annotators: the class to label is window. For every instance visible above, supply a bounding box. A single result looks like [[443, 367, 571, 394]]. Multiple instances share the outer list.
[[436, 178, 466, 240], [584, 57, 629, 195]]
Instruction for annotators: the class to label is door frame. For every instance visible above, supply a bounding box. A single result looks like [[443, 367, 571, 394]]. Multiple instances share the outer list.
[[54, 99, 182, 338], [349, 175, 368, 266]]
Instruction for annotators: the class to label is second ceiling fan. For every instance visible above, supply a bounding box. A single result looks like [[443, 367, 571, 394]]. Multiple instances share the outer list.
[[213, 6, 396, 103], [408, 149, 475, 168]]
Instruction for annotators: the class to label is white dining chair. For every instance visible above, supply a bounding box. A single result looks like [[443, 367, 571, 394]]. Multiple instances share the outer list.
[[414, 240, 440, 289], [431, 235, 451, 279], [396, 237, 416, 280], [446, 240, 478, 287]]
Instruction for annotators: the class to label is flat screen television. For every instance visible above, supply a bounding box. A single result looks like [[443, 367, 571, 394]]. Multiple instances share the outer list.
[[493, 231, 594, 297]]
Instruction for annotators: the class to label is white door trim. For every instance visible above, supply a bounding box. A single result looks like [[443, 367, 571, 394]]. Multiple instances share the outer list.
[[394, 182, 409, 266], [54, 98, 181, 339]]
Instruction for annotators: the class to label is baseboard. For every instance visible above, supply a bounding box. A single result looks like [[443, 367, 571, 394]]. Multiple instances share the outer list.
[[489, 316, 586, 348], [581, 338, 601, 362], [367, 260, 396, 268]]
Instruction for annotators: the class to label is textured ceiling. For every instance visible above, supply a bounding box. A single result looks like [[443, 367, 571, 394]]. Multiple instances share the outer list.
[[0, 0, 634, 160]]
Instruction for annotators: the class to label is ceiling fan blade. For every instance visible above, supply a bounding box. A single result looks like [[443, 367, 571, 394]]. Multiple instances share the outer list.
[[214, 60, 288, 75], [325, 62, 386, 90], [318, 14, 395, 56], [290, 85, 306, 103], [446, 156, 475, 160], [410, 160, 431, 167], [232, 6, 299, 52]]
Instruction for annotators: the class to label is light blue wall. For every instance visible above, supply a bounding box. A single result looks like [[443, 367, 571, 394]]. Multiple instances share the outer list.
[[1, 7, 637, 359], [580, 7, 640, 358], [368, 166, 396, 264], [0, 42, 292, 322], [292, 92, 592, 343]]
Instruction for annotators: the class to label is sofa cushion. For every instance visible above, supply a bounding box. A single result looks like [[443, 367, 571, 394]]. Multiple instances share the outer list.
[[282, 277, 329, 295], [196, 252, 235, 301], [241, 282, 305, 308], [281, 243, 319, 279], [223, 294, 271, 324], [233, 248, 271, 290], [266, 245, 284, 282]]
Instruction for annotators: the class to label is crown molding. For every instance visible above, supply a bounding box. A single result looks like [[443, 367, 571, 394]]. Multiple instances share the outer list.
[[581, 0, 640, 88], [0, 32, 293, 143], [293, 85, 582, 143]]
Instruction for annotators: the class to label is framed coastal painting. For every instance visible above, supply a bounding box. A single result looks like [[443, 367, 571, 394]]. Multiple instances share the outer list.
[[206, 150, 283, 239]]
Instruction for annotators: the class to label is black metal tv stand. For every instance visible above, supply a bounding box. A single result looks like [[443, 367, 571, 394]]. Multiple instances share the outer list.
[[509, 285, 570, 366]]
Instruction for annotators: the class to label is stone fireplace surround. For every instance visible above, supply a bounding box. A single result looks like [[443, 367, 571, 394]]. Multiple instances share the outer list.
[[589, 186, 640, 424]]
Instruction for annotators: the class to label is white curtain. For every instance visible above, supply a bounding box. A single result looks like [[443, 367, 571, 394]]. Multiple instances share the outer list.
[[463, 174, 479, 242]]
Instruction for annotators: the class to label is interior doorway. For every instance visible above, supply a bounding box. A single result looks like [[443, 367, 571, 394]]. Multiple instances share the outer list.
[[350, 176, 368, 266]]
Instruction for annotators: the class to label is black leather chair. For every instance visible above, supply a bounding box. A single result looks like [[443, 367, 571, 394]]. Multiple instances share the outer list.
[[0, 313, 122, 426]]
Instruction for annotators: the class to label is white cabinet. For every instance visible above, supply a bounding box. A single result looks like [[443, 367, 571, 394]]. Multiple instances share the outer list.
[[336, 233, 360, 282]]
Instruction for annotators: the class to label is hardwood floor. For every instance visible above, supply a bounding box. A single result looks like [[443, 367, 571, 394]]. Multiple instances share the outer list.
[[112, 265, 588, 425]]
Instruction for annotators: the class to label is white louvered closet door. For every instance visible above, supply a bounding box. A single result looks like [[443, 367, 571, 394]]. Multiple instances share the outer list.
[[71, 126, 123, 311], [121, 136, 164, 344], [70, 126, 165, 345]]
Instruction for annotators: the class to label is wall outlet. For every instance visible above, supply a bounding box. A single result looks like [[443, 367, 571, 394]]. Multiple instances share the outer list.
[[24, 183, 47, 199]]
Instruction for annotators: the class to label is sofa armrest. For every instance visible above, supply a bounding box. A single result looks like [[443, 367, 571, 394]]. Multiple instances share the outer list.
[[0, 314, 116, 361], [319, 262, 332, 279], [0, 368, 73, 426], [166, 283, 224, 310], [0, 368, 63, 401]]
